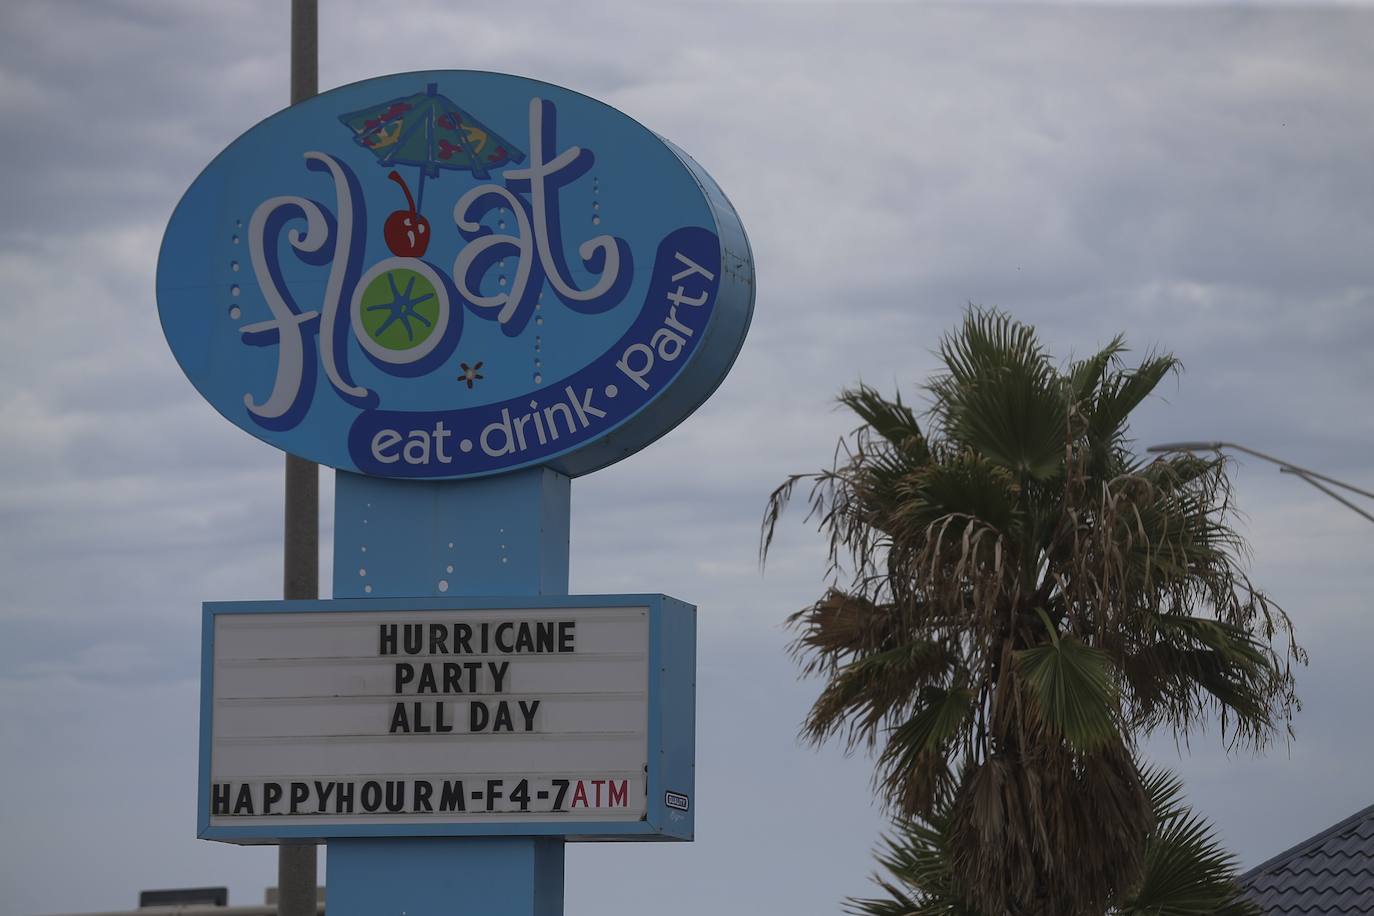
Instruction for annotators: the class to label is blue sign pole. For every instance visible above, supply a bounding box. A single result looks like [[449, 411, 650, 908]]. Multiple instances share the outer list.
[[326, 468, 571, 914]]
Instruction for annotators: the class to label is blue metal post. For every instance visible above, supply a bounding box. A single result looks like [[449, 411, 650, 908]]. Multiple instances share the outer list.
[[325, 467, 570, 915]]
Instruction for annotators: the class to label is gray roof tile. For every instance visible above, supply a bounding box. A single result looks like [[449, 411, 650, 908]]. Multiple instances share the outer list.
[[1239, 803, 1374, 913]]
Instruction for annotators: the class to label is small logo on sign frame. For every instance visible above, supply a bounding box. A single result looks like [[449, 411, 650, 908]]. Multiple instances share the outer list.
[[665, 791, 690, 812]]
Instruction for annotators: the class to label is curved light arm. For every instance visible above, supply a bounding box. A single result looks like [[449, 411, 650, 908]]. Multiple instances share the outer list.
[[1148, 441, 1374, 523]]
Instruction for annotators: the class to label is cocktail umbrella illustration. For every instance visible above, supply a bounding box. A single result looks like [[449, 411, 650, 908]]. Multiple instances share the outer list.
[[338, 82, 526, 223]]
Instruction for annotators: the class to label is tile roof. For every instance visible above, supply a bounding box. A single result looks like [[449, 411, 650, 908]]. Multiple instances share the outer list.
[[1240, 802, 1374, 913]]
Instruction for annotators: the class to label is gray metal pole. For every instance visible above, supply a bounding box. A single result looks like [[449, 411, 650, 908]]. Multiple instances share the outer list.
[[280, 3, 319, 915]]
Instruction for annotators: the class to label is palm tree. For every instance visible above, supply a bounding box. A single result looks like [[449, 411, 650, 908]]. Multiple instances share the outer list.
[[762, 309, 1302, 915], [848, 768, 1260, 916]]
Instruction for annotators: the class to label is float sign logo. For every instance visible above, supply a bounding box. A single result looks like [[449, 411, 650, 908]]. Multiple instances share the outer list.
[[158, 71, 753, 479]]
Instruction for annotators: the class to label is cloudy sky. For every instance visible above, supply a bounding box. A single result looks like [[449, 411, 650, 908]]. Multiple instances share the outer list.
[[2, 1, 1372, 914]]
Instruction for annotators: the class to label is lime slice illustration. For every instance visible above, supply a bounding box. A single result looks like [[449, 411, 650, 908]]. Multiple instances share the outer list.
[[350, 258, 451, 365], [360, 268, 440, 350]]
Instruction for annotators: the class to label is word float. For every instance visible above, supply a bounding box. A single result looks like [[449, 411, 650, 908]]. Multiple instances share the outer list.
[[242, 99, 632, 427]]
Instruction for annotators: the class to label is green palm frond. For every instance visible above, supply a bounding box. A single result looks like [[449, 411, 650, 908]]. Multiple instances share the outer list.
[[846, 811, 978, 916], [894, 454, 1020, 539], [1115, 767, 1261, 915], [1016, 628, 1120, 752], [930, 310, 1068, 480], [841, 384, 930, 457], [851, 767, 1256, 916], [1069, 335, 1128, 404], [1138, 766, 1187, 817], [1122, 614, 1286, 748], [804, 637, 956, 749], [877, 685, 975, 816], [1083, 352, 1181, 451], [1108, 466, 1244, 587]]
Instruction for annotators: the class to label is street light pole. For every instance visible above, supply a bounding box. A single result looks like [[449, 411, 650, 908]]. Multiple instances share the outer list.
[[1147, 440, 1374, 524], [280, 3, 319, 916]]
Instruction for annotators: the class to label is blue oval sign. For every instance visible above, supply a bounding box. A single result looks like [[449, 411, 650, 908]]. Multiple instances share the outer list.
[[158, 71, 753, 479]]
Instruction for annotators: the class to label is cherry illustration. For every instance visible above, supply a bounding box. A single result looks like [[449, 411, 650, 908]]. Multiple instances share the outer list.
[[383, 170, 430, 258]]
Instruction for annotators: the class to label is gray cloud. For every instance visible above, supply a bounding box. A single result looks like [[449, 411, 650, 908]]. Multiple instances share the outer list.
[[2, 2, 1372, 913]]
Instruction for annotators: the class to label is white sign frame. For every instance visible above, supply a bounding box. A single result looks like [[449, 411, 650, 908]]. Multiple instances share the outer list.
[[198, 594, 695, 844]]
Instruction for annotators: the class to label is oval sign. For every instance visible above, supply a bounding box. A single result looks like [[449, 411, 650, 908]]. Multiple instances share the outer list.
[[158, 71, 754, 479]]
